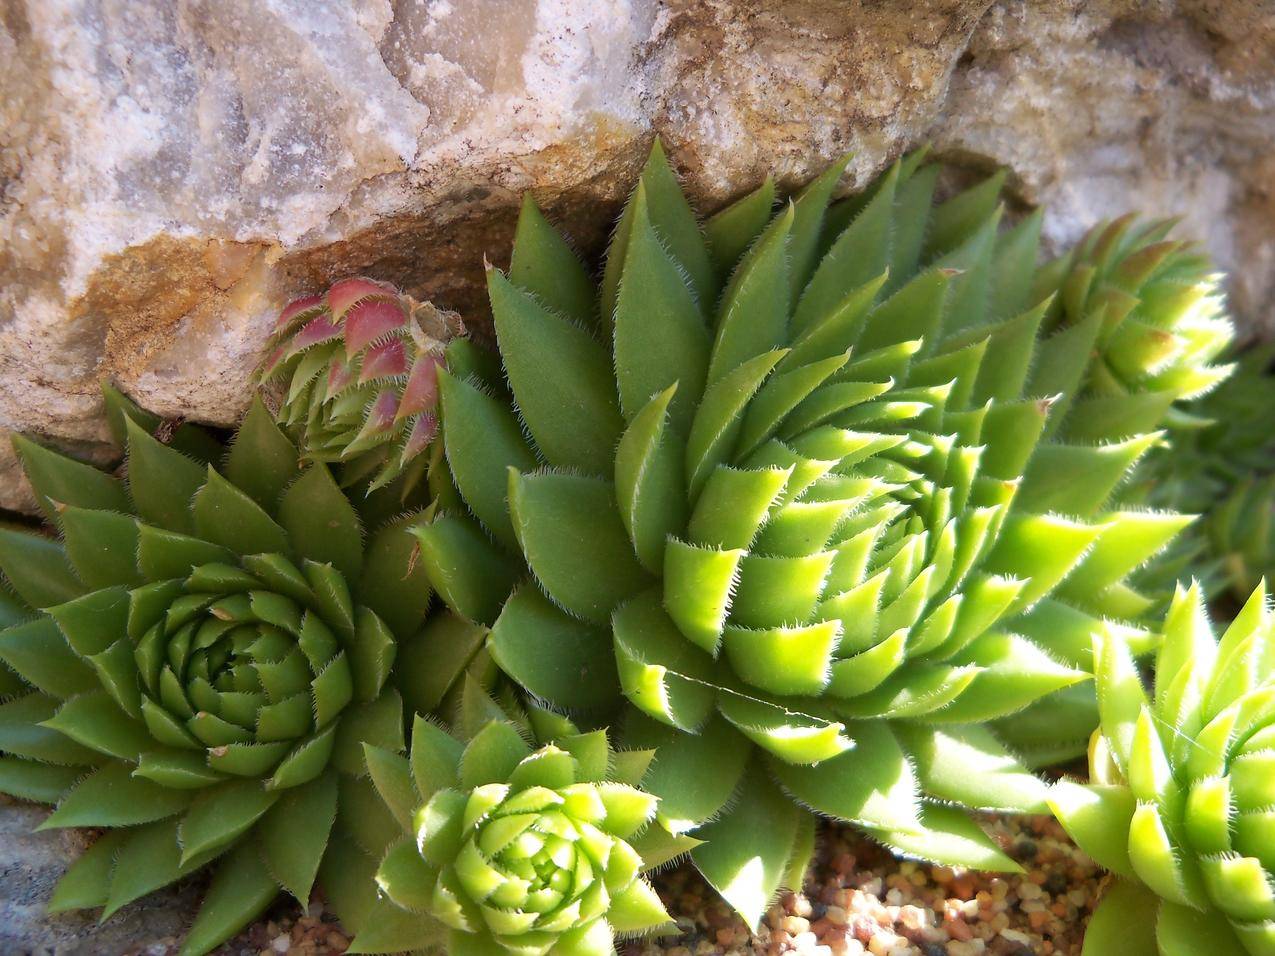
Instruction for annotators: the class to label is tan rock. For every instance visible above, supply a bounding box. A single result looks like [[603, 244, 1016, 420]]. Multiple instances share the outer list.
[[1, 0, 1272, 511]]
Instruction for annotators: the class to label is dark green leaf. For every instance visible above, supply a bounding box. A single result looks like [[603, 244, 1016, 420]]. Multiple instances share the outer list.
[[125, 417, 206, 534], [489, 587, 620, 712], [0, 528, 84, 608], [792, 164, 896, 335], [488, 268, 622, 475], [510, 195, 596, 327], [705, 177, 776, 282], [0, 693, 99, 764], [12, 434, 131, 524], [614, 385, 687, 573], [40, 762, 192, 829], [60, 507, 142, 588], [707, 205, 792, 386], [332, 689, 405, 776], [394, 611, 488, 717], [192, 468, 290, 556], [786, 156, 851, 297], [278, 465, 363, 581], [358, 517, 431, 638], [509, 470, 651, 624], [224, 396, 301, 511], [42, 690, 150, 761], [47, 828, 124, 912], [0, 617, 97, 698], [412, 514, 519, 626], [180, 779, 282, 862], [0, 756, 85, 803], [614, 184, 712, 430], [260, 770, 338, 903], [179, 842, 281, 956], [437, 368, 538, 549]]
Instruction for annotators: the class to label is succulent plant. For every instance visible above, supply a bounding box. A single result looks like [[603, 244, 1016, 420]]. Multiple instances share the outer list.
[[1051, 583, 1275, 955], [260, 276, 459, 499], [415, 143, 1188, 921], [338, 680, 683, 955], [1123, 345, 1275, 606], [1034, 214, 1234, 438], [992, 215, 1236, 765], [0, 396, 435, 955]]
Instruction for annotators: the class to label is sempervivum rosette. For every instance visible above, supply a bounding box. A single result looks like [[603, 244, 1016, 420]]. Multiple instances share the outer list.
[[334, 682, 682, 955], [1051, 583, 1275, 955], [0, 398, 434, 955], [1124, 345, 1275, 605], [415, 144, 1188, 922], [1036, 214, 1234, 438], [260, 276, 460, 498]]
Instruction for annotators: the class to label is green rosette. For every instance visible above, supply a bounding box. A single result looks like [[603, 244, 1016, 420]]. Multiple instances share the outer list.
[[999, 224, 1236, 763], [1051, 582, 1275, 956], [342, 681, 683, 955], [1124, 345, 1275, 605], [414, 143, 1190, 924], [1035, 213, 1234, 433], [0, 395, 438, 955]]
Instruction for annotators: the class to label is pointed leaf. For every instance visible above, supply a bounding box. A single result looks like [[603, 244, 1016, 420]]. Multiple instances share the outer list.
[[489, 268, 622, 474], [624, 713, 749, 835], [438, 367, 538, 549], [705, 177, 776, 280], [489, 587, 620, 712], [41, 762, 192, 828], [125, 417, 206, 534], [260, 770, 338, 904], [225, 397, 301, 510], [12, 434, 130, 524], [510, 194, 596, 327], [509, 470, 651, 624], [179, 842, 281, 956], [278, 464, 363, 581], [691, 765, 800, 928], [0, 528, 84, 608], [412, 514, 519, 626], [869, 804, 1021, 873], [615, 186, 712, 430]]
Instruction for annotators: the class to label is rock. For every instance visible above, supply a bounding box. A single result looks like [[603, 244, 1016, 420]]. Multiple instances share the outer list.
[[0, 798, 197, 953], [0, 1, 1272, 513]]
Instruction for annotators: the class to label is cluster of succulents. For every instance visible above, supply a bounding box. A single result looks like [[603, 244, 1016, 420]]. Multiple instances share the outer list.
[[0, 141, 1261, 956]]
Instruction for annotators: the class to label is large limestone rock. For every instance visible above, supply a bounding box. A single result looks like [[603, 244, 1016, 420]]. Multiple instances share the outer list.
[[1, 0, 1272, 516]]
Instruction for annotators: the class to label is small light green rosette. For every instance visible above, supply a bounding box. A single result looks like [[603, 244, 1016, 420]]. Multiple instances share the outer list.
[[1051, 582, 1275, 956]]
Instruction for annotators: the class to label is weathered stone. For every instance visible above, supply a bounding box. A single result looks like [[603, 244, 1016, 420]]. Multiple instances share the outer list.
[[0, 798, 198, 954], [0, 0, 1272, 516]]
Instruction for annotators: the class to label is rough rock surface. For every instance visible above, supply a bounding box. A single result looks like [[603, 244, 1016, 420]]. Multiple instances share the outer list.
[[0, 799, 198, 953], [2, 0, 1273, 512]]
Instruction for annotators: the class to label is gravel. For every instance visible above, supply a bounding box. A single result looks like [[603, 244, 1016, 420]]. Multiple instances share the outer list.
[[627, 813, 1100, 956], [182, 812, 1100, 955]]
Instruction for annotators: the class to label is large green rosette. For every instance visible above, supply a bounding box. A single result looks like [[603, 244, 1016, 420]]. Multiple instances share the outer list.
[[415, 143, 1192, 924]]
